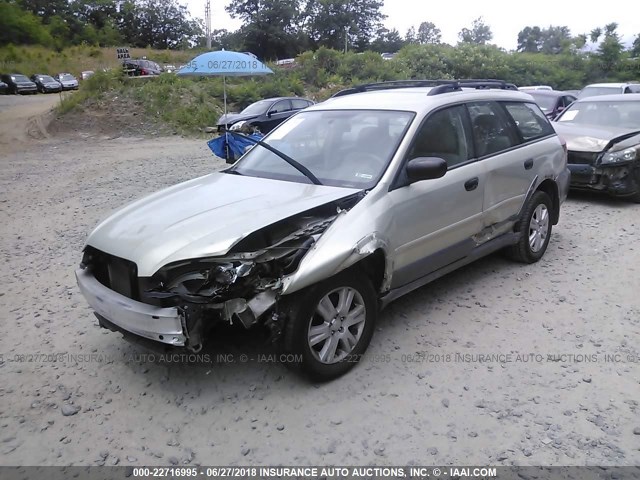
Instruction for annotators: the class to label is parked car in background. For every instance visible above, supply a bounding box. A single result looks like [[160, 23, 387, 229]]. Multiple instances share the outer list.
[[123, 59, 162, 76], [519, 85, 553, 91], [216, 97, 315, 133], [54, 73, 79, 90], [553, 94, 640, 202], [381, 53, 397, 60], [163, 65, 176, 73], [76, 79, 569, 380], [578, 82, 640, 99], [525, 90, 576, 119], [0, 73, 37, 94], [30, 74, 63, 93], [0, 80, 8, 94], [81, 71, 95, 81], [564, 90, 580, 97]]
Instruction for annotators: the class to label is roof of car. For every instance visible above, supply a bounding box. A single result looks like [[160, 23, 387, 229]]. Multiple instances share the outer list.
[[584, 82, 638, 88], [524, 90, 569, 98], [309, 87, 533, 114], [573, 93, 640, 103]]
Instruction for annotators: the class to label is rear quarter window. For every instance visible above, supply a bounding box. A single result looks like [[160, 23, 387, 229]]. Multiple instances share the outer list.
[[503, 102, 555, 142]]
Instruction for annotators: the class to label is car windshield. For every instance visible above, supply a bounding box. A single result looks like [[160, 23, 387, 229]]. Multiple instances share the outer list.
[[61, 74, 75, 81], [39, 75, 55, 82], [527, 93, 556, 112], [241, 100, 272, 115], [14, 75, 30, 82], [229, 109, 414, 188], [578, 86, 621, 99], [556, 100, 640, 129]]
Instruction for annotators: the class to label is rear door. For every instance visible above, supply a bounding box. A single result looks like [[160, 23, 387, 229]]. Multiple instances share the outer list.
[[388, 104, 486, 288], [471, 101, 556, 229]]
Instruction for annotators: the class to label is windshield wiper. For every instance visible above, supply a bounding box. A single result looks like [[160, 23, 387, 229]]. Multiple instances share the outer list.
[[225, 131, 323, 186]]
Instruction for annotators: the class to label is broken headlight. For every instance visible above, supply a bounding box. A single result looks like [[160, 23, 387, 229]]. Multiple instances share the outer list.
[[148, 261, 254, 301], [601, 146, 638, 165]]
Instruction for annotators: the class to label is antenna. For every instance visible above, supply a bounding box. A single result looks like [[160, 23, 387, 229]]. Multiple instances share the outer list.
[[205, 0, 212, 49]]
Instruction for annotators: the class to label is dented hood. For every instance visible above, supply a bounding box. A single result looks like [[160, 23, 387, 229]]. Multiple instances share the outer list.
[[553, 122, 637, 152], [86, 172, 359, 276]]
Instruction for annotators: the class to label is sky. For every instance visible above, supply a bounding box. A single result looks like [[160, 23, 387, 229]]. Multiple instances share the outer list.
[[183, 0, 640, 51]]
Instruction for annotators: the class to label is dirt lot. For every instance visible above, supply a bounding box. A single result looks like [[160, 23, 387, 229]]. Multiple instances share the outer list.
[[1, 95, 639, 467]]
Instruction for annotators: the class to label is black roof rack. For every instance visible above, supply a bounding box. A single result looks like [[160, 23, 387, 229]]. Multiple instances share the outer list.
[[331, 79, 518, 98]]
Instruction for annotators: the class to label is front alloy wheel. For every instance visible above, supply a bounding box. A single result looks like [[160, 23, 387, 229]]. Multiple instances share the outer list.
[[308, 287, 367, 364], [283, 271, 377, 381]]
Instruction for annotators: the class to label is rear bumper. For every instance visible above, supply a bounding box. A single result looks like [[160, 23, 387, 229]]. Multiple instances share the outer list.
[[75, 268, 187, 347], [568, 162, 640, 198]]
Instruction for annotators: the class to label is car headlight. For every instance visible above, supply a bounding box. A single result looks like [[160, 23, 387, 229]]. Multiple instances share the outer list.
[[600, 146, 638, 165], [229, 121, 246, 131]]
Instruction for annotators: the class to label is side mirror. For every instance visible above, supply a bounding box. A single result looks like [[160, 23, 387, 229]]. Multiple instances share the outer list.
[[267, 111, 274, 118], [406, 157, 447, 184]]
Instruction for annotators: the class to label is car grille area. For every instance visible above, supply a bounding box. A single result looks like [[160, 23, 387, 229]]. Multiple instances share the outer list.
[[83, 246, 139, 300], [567, 151, 599, 165]]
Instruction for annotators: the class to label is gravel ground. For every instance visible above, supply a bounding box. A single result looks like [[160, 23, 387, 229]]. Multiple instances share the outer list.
[[0, 97, 639, 467]]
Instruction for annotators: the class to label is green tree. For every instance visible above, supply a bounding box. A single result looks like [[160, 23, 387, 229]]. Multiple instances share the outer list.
[[405, 26, 417, 44], [0, 1, 54, 45], [517, 26, 543, 52], [595, 23, 623, 77], [370, 28, 405, 53], [539, 26, 572, 54], [631, 33, 640, 57], [226, 0, 302, 59], [459, 17, 493, 45], [417, 21, 441, 44], [589, 27, 602, 44], [303, 0, 386, 52]]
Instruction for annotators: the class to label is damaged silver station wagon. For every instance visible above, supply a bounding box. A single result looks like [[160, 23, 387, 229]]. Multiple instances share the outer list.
[[76, 80, 570, 380]]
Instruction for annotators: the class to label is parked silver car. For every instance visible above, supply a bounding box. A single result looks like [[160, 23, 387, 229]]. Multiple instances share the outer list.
[[76, 80, 570, 380], [553, 94, 640, 202]]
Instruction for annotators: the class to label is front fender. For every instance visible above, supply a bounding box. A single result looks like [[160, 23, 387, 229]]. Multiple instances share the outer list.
[[281, 212, 392, 296]]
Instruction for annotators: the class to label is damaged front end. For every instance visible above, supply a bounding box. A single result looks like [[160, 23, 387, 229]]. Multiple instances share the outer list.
[[78, 193, 364, 352], [568, 131, 640, 200]]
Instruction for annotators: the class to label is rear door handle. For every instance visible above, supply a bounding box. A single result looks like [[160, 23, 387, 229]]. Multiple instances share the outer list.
[[524, 159, 534, 170], [464, 177, 479, 191]]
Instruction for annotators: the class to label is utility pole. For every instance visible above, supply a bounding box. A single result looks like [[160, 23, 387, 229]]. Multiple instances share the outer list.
[[205, 0, 212, 49], [344, 26, 348, 53]]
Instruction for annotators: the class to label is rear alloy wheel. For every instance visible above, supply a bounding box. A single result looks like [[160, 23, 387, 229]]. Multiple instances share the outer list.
[[507, 191, 553, 263], [283, 271, 377, 381]]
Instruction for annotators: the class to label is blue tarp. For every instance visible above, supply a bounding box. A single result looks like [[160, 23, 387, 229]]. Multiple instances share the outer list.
[[207, 132, 264, 164]]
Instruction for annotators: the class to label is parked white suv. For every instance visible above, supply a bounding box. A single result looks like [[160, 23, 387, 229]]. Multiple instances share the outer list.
[[76, 79, 570, 380]]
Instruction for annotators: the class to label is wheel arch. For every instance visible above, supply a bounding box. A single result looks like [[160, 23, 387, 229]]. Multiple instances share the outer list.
[[536, 178, 560, 224]]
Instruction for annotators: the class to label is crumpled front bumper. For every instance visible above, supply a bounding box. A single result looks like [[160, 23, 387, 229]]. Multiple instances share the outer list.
[[75, 268, 187, 346], [568, 162, 640, 198]]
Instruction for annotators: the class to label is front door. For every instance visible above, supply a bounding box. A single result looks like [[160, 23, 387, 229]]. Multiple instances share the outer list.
[[387, 104, 485, 288]]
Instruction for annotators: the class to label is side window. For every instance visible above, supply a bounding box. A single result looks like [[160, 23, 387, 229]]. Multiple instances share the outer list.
[[503, 102, 555, 142], [291, 99, 311, 110], [269, 100, 292, 114], [408, 105, 472, 168], [468, 102, 520, 157]]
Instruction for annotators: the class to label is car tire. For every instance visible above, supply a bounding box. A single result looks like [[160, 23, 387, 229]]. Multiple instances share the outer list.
[[281, 270, 377, 381], [506, 191, 553, 263]]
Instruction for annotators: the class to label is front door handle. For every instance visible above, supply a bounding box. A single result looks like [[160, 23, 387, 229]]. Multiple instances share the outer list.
[[464, 177, 479, 191], [524, 158, 534, 170]]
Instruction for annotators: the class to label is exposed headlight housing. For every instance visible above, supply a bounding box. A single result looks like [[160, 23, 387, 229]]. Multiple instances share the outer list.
[[229, 121, 246, 131], [600, 146, 638, 165]]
